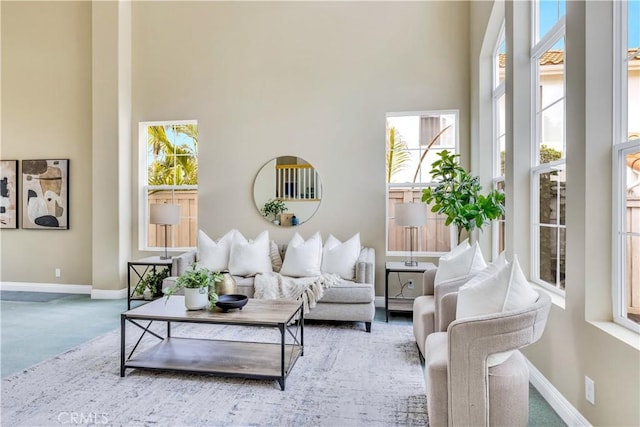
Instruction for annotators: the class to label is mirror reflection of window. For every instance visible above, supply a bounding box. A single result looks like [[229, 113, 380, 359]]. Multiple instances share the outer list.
[[253, 156, 322, 227]]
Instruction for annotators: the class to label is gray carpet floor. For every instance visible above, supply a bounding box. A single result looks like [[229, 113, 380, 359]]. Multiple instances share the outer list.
[[0, 291, 565, 426]]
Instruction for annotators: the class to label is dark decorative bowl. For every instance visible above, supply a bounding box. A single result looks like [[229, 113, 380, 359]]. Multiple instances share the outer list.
[[216, 294, 248, 312]]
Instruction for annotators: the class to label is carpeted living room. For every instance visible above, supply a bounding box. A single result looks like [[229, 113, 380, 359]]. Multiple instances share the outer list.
[[1, 1, 639, 427]]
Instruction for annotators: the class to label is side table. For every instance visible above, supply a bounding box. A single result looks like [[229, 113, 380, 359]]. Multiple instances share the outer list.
[[127, 256, 174, 309], [385, 261, 436, 322]]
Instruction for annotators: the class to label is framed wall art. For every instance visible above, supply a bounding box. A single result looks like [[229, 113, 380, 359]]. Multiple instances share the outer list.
[[21, 159, 69, 230], [0, 160, 19, 229]]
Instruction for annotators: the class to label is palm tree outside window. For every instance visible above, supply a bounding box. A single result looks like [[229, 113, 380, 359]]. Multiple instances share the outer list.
[[140, 121, 198, 251]]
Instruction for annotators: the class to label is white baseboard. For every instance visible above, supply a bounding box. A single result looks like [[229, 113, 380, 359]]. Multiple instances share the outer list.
[[91, 288, 127, 299], [526, 358, 591, 427], [0, 281, 92, 294], [0, 281, 127, 300], [375, 296, 385, 308]]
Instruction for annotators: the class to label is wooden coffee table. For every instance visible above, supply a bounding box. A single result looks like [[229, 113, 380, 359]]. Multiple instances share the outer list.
[[120, 296, 303, 390]]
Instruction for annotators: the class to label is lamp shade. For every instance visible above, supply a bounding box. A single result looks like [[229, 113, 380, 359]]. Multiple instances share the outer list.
[[394, 203, 427, 227], [150, 203, 180, 225]]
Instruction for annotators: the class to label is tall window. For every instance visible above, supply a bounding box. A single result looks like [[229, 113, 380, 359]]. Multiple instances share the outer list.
[[531, 0, 566, 292], [386, 111, 458, 256], [492, 22, 506, 258], [139, 121, 198, 251], [613, 0, 640, 331]]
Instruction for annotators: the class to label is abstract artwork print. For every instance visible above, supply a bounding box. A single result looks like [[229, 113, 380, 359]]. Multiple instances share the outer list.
[[21, 159, 69, 230], [0, 160, 19, 229]]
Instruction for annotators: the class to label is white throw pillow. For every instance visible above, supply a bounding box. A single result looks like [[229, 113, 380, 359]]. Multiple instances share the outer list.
[[228, 230, 272, 276], [197, 229, 236, 272], [434, 240, 487, 286], [280, 232, 323, 278], [459, 251, 507, 289], [456, 255, 539, 367], [321, 233, 361, 280]]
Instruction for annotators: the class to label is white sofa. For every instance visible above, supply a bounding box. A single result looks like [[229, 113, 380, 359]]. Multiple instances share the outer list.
[[163, 234, 376, 332]]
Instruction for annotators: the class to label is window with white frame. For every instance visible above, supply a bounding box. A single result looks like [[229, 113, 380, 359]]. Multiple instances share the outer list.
[[493, 22, 506, 258], [386, 111, 458, 256], [139, 121, 198, 251], [531, 0, 566, 292], [613, 0, 640, 331]]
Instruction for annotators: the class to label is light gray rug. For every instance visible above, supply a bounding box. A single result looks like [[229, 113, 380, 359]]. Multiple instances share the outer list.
[[2, 320, 428, 426]]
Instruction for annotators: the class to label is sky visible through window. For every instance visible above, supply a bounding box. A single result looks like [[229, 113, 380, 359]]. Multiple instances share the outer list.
[[629, 1, 640, 49]]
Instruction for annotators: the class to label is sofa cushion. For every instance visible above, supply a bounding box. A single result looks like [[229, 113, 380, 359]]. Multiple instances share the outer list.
[[435, 239, 487, 286], [317, 280, 374, 304], [280, 232, 323, 277], [197, 229, 236, 272], [321, 233, 361, 280], [232, 275, 255, 298], [228, 230, 272, 276]]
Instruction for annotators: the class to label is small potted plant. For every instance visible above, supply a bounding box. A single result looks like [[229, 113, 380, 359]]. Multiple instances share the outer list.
[[164, 263, 222, 310], [134, 269, 170, 300], [261, 199, 288, 225]]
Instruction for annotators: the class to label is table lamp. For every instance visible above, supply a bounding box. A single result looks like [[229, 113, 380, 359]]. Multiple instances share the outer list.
[[150, 203, 180, 260], [394, 202, 427, 266]]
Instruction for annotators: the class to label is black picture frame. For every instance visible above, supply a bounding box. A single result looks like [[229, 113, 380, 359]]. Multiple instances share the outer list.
[[0, 160, 19, 229]]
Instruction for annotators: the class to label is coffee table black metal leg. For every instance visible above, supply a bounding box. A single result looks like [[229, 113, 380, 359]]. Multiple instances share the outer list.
[[279, 323, 286, 391], [120, 314, 126, 377]]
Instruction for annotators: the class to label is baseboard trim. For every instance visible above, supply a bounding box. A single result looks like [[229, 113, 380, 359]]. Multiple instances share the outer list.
[[526, 358, 591, 427], [0, 282, 127, 300], [375, 296, 385, 308], [0, 281, 92, 295], [91, 288, 128, 299]]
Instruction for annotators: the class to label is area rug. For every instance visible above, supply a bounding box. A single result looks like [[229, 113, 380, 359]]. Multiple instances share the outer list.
[[2, 320, 428, 426]]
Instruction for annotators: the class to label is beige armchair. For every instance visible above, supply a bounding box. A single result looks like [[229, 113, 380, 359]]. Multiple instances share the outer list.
[[424, 290, 551, 427], [412, 268, 474, 358]]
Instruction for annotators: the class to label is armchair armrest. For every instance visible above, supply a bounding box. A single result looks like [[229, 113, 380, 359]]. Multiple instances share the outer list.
[[421, 268, 437, 296], [439, 292, 458, 332], [433, 276, 472, 332], [355, 247, 375, 284], [171, 250, 196, 276]]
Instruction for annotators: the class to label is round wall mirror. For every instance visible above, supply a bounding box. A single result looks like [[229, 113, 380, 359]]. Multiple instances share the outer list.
[[253, 156, 322, 227]]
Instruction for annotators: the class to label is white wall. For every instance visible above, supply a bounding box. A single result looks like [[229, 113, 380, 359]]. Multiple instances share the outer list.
[[129, 1, 472, 296], [0, 1, 93, 286]]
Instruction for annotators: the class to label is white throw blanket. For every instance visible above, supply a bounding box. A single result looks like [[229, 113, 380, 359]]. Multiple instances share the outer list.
[[254, 272, 341, 314]]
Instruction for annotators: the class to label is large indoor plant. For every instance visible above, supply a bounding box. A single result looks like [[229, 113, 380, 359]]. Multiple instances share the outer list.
[[164, 263, 222, 310], [421, 150, 505, 241]]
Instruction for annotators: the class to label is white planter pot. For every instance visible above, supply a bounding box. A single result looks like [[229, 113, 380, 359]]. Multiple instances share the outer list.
[[184, 287, 208, 310]]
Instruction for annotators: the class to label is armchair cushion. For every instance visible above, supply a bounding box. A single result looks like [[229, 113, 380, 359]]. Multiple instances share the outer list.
[[434, 240, 487, 286]]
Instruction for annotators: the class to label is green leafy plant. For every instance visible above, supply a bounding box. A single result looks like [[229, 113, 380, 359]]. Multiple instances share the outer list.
[[134, 268, 170, 298], [421, 150, 505, 240], [261, 199, 287, 220], [164, 263, 223, 302]]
